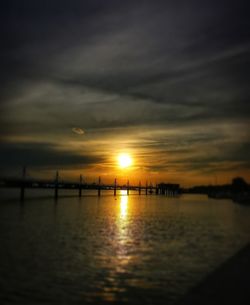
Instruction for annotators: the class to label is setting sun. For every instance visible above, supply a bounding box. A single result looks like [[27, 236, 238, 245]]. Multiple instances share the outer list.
[[118, 154, 132, 169]]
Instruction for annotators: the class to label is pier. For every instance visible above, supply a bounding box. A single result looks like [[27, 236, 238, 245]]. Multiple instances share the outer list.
[[0, 168, 181, 201]]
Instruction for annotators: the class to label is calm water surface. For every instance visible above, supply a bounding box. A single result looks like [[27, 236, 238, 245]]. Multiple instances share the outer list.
[[0, 190, 250, 305]]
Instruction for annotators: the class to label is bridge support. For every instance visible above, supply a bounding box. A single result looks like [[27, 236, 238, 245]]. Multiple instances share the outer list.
[[150, 182, 152, 194], [127, 180, 129, 195], [114, 178, 117, 196], [54, 171, 59, 200], [79, 174, 82, 197], [156, 184, 159, 195], [158, 183, 180, 197], [98, 176, 101, 197], [20, 166, 26, 201], [139, 181, 141, 195]]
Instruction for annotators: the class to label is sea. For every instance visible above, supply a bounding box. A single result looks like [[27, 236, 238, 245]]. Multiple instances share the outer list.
[[0, 189, 250, 304]]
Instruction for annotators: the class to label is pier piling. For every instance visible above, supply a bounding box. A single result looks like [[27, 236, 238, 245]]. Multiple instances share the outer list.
[[114, 178, 117, 196], [20, 166, 26, 201], [98, 176, 101, 197], [127, 180, 130, 195], [54, 171, 59, 199], [156, 184, 159, 195], [79, 174, 82, 197]]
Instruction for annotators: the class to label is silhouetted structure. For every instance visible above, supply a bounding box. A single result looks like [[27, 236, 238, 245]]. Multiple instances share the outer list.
[[54, 171, 59, 199], [185, 177, 250, 204], [232, 177, 249, 193], [98, 176, 101, 197], [0, 168, 184, 200], [158, 183, 180, 196], [20, 166, 26, 201], [114, 178, 117, 196], [79, 174, 83, 197]]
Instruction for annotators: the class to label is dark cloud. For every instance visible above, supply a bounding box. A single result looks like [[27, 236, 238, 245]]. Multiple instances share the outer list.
[[0, 141, 104, 168], [0, 0, 249, 182], [163, 141, 250, 174]]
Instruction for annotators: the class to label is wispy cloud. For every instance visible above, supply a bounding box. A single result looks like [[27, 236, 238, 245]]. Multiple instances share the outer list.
[[0, 0, 249, 184]]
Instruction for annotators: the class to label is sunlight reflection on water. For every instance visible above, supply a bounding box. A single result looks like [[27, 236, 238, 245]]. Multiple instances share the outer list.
[[0, 192, 250, 304], [119, 190, 128, 219]]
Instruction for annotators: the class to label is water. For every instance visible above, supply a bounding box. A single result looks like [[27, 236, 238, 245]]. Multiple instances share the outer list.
[[0, 190, 250, 305]]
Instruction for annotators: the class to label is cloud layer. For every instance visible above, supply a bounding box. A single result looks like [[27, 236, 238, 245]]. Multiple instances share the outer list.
[[1, 0, 250, 185]]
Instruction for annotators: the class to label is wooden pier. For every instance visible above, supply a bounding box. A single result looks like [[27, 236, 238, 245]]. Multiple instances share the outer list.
[[0, 168, 181, 201]]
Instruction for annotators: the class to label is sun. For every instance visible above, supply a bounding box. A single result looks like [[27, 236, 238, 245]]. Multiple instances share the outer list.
[[118, 153, 132, 169]]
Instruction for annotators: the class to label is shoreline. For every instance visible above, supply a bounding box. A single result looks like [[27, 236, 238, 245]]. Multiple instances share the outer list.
[[178, 243, 250, 305]]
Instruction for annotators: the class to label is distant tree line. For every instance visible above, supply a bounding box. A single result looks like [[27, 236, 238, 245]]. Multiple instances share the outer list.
[[184, 177, 250, 204]]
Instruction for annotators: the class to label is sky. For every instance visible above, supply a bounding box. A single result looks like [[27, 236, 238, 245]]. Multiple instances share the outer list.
[[0, 0, 250, 186]]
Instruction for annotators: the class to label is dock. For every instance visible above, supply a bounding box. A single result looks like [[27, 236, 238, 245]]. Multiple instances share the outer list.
[[0, 168, 181, 200]]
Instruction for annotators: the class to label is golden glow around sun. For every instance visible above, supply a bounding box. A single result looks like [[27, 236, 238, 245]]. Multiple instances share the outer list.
[[118, 153, 132, 168]]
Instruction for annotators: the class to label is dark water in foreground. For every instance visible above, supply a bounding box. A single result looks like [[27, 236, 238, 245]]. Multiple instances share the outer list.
[[0, 191, 250, 305]]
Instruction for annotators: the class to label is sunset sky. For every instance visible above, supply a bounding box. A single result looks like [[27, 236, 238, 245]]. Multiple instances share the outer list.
[[0, 0, 250, 186]]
